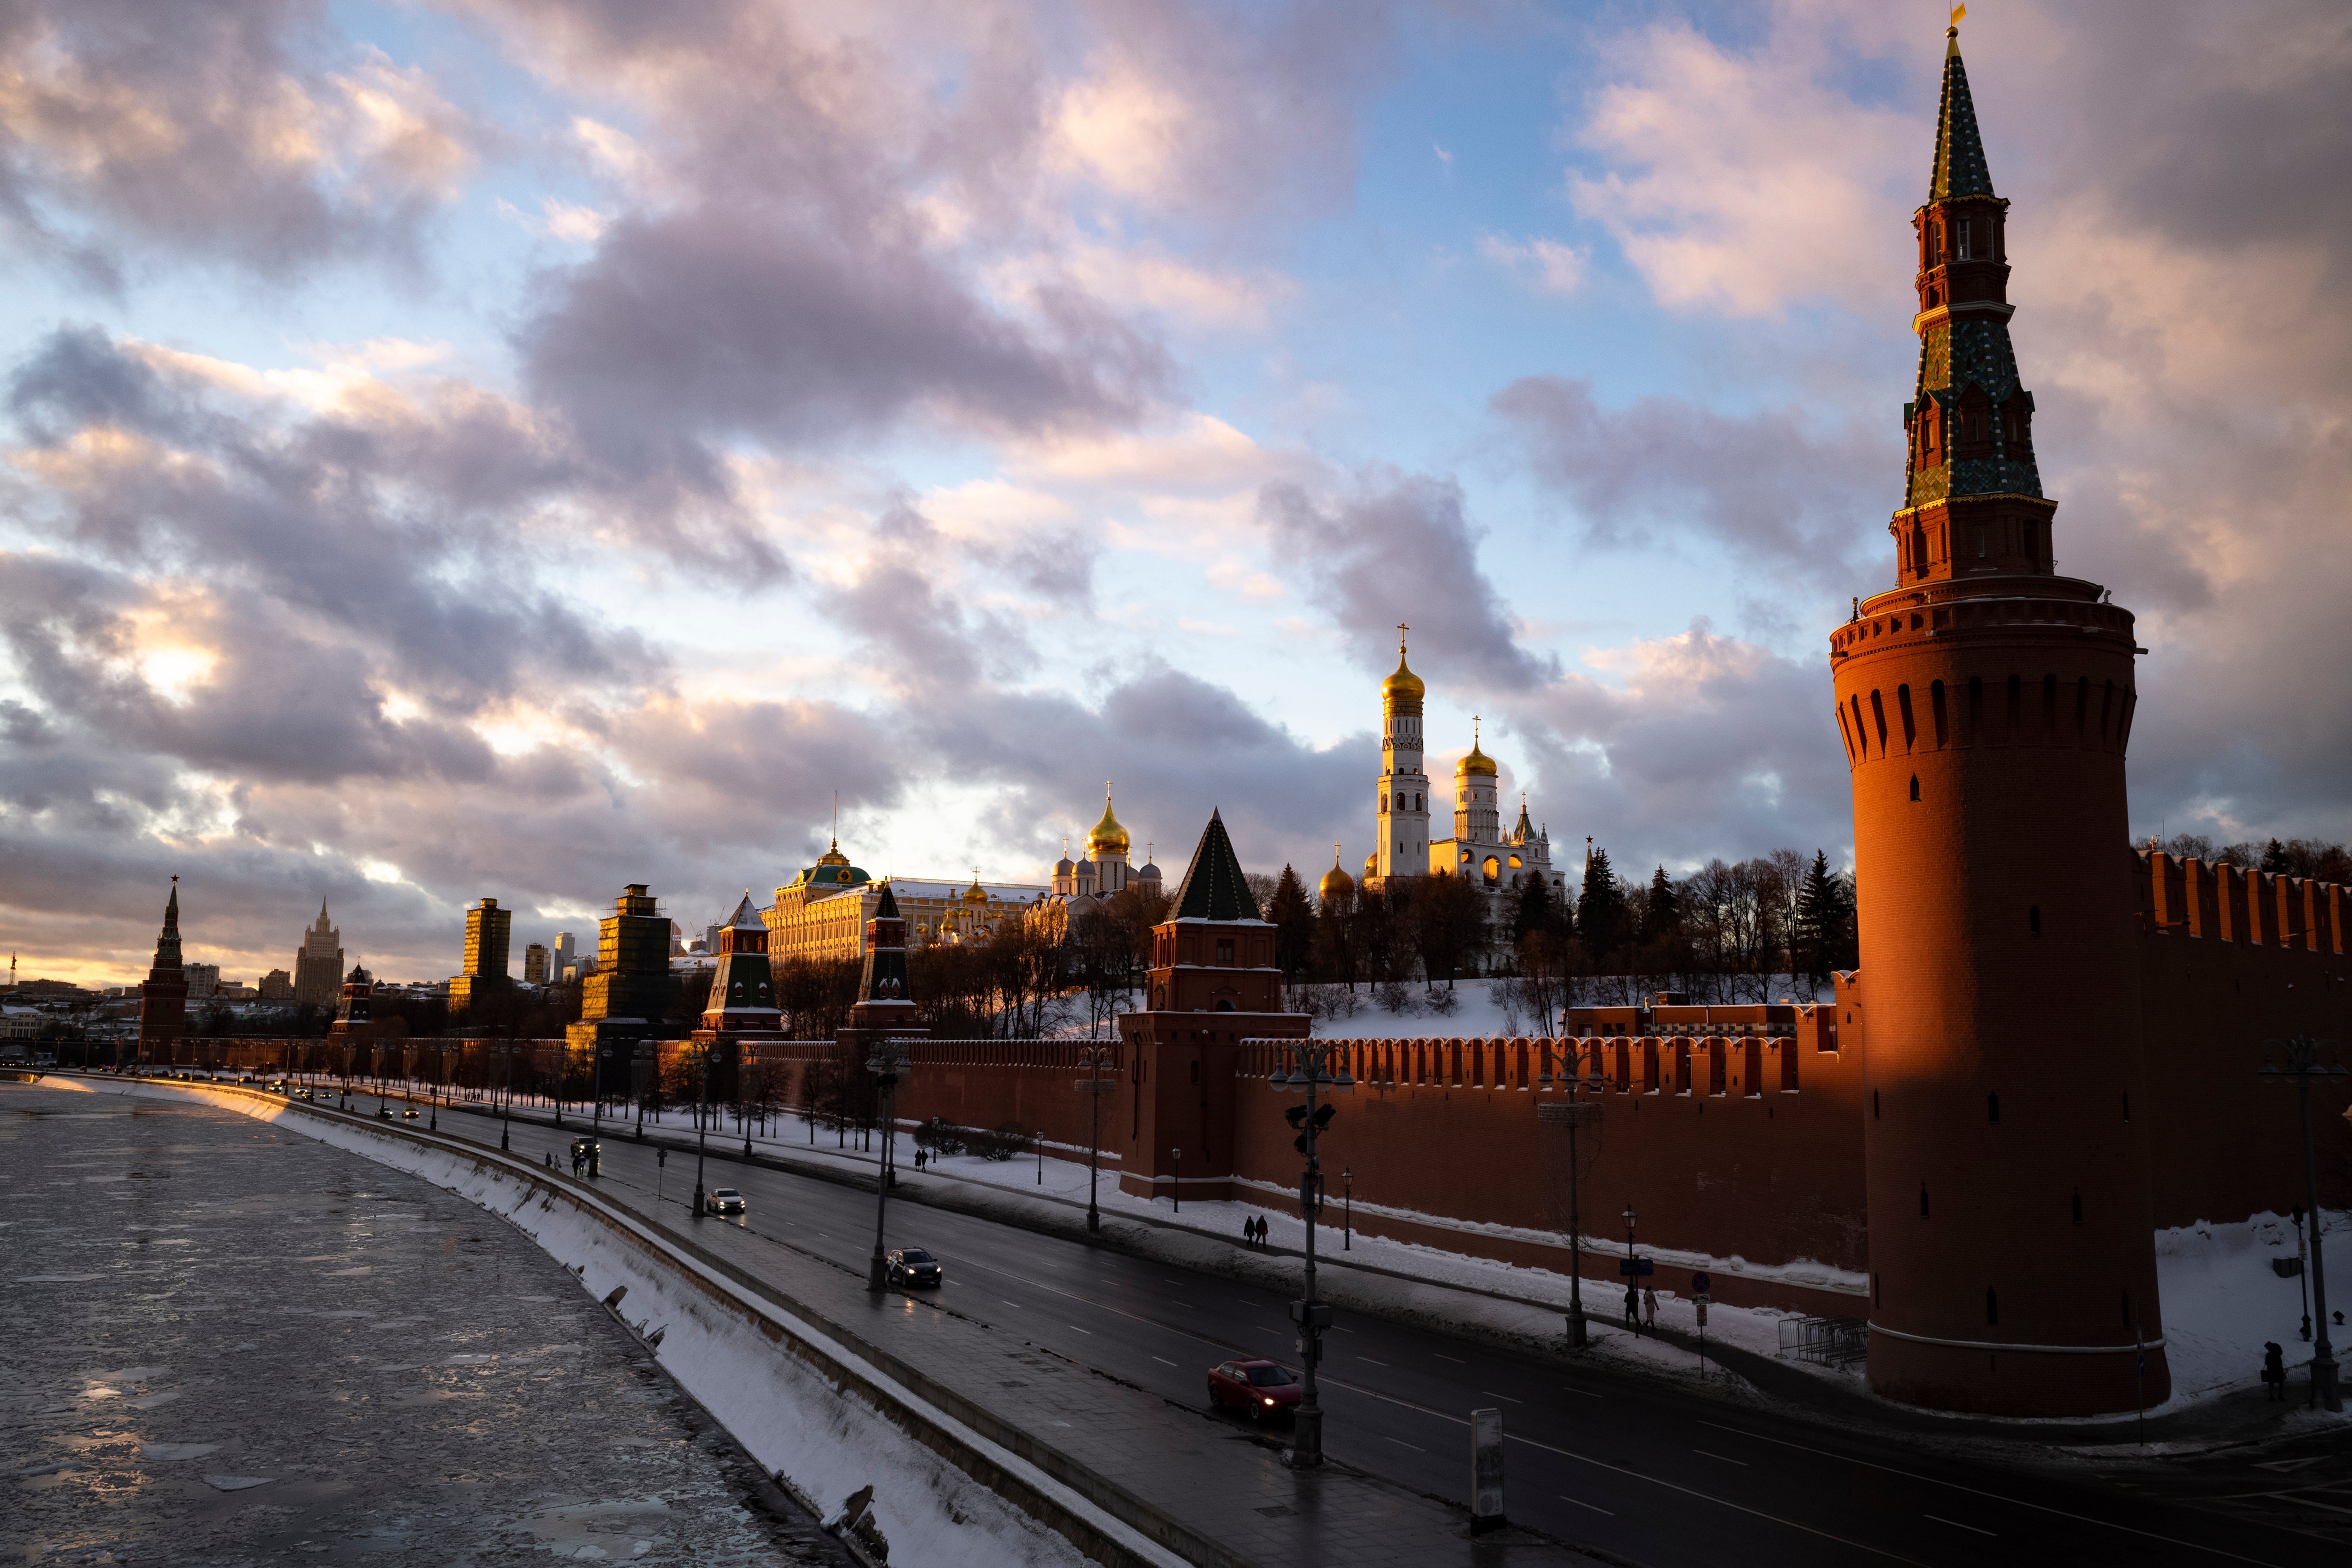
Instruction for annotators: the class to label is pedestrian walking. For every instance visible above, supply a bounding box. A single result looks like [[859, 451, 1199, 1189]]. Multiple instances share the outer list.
[[1624, 1283, 1639, 1331], [1643, 1286, 1659, 1331], [2263, 1341, 2286, 1401], [1242, 1216, 1254, 1247]]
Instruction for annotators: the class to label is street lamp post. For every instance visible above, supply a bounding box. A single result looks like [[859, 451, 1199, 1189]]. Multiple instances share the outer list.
[[497, 1043, 513, 1153], [1036, 1129, 1044, 1186], [691, 1042, 711, 1221], [1275, 1037, 1355, 1470], [1622, 1202, 1639, 1332], [1538, 1043, 1609, 1348], [2261, 1037, 2347, 1411], [1172, 1148, 1182, 1213], [1343, 1167, 1352, 1251], [865, 1038, 912, 1291], [1076, 1045, 1114, 1234]]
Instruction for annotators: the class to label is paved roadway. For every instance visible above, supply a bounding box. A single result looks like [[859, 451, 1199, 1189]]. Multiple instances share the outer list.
[[380, 1093, 2345, 1568]]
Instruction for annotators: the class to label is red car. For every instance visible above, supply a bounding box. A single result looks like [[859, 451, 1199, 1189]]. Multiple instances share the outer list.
[[1207, 1358, 1302, 1423]]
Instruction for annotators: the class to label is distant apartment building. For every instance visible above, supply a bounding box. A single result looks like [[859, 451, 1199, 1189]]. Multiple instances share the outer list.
[[258, 968, 294, 999], [184, 962, 220, 1002], [294, 902, 343, 1007], [524, 942, 549, 984], [447, 897, 512, 1013]]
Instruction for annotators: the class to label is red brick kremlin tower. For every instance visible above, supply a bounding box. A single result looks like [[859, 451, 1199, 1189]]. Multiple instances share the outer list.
[[136, 877, 188, 1066], [1831, 24, 2165, 1416]]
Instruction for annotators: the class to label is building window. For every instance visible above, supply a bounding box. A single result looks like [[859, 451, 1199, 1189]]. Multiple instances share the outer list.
[[1215, 939, 1234, 966], [2072, 1190, 2082, 1224], [1919, 1184, 1930, 1218], [1909, 774, 1921, 802], [2029, 905, 2041, 936], [1873, 1088, 1880, 1120], [1986, 1287, 1999, 1326]]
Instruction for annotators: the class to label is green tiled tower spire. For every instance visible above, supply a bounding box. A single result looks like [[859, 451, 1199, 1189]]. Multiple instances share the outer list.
[[1892, 23, 2053, 588]]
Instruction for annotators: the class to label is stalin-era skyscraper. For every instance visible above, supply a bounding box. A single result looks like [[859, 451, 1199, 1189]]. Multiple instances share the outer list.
[[1830, 23, 2168, 1416]]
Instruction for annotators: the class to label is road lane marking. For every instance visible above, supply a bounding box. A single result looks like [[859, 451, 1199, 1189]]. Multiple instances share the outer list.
[[1693, 1449, 1748, 1466], [1003, 1299, 1021, 1307], [1152, 1357, 1178, 1367], [1068, 1326, 1092, 1335], [1561, 1496, 1614, 1515], [1170, 1301, 1195, 1309], [1560, 1385, 1603, 1400], [1386, 1437, 1426, 1452], [1358, 1358, 1388, 1367], [1926, 1515, 1995, 1536], [1435, 1353, 1464, 1362], [1482, 1392, 1523, 1404], [1696, 1422, 2280, 1567]]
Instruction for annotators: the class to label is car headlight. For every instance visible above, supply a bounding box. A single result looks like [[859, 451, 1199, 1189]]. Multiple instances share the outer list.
[[1262, 1396, 1276, 1406]]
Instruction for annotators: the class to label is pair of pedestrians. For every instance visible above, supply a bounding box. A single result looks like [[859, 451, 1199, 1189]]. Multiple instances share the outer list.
[[1621, 1284, 1660, 1334], [1241, 1215, 1270, 1250]]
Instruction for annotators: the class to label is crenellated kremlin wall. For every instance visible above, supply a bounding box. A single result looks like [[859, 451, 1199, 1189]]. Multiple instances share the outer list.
[[145, 843, 2349, 1338]]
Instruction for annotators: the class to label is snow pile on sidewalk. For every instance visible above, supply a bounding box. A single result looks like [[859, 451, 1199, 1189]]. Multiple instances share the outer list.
[[50, 1076, 1174, 1568]]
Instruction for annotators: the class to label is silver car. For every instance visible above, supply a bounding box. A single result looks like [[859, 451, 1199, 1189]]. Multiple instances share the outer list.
[[705, 1188, 747, 1217]]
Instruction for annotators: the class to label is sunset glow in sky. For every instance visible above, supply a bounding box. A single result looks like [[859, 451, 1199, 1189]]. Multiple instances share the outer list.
[[4, 1, 2348, 985]]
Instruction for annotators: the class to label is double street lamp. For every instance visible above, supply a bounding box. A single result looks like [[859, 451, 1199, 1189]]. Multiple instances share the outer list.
[[1537, 1044, 1609, 1348], [1075, 1045, 1115, 1234], [1273, 1037, 1354, 1470], [2261, 1037, 2347, 1412], [866, 1038, 912, 1291]]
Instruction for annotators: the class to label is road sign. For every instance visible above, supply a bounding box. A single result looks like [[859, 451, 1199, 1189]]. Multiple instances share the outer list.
[[1694, 1292, 1710, 1329], [1691, 1271, 1712, 1293], [1618, 1257, 1654, 1276], [1470, 1408, 1506, 1532]]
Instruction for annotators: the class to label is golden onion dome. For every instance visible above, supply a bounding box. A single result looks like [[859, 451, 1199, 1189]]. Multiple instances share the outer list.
[[1456, 716, 1499, 778], [1085, 788, 1130, 856], [963, 876, 989, 905], [1381, 638, 1425, 710], [1319, 854, 1356, 903]]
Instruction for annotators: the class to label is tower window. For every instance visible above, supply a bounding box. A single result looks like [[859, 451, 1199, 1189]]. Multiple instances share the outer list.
[[1909, 774, 1921, 802], [1987, 1091, 2000, 1124], [2072, 1190, 2082, 1224], [1986, 1288, 1999, 1326], [2122, 1092, 2130, 1123], [2122, 1291, 2132, 1328], [1873, 1088, 1880, 1120], [2029, 905, 2041, 935], [1919, 1184, 1930, 1218]]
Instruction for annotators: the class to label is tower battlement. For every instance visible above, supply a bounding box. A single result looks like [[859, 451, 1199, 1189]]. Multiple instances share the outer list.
[[2137, 850, 2351, 956]]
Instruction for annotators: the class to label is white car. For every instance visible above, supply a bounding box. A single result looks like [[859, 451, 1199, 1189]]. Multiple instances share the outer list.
[[705, 1188, 747, 1217]]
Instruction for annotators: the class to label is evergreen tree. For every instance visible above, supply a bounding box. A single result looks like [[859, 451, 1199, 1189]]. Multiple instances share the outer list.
[[1512, 874, 1553, 948], [1576, 846, 1627, 961], [1795, 850, 1836, 987], [1640, 864, 1681, 942], [2260, 837, 2292, 874], [1267, 864, 1316, 977]]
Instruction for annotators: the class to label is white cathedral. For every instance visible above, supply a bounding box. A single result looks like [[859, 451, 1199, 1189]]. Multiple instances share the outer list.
[[1345, 629, 1566, 921]]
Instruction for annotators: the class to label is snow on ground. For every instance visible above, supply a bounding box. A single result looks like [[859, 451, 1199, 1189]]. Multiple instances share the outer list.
[[1297, 974, 1834, 1039], [2154, 1210, 2351, 1403]]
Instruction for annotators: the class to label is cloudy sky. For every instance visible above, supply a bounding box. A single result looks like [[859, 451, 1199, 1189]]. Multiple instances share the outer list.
[[4, 0, 2347, 987]]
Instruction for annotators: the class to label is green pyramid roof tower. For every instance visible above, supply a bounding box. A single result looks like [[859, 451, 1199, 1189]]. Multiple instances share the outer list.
[[1929, 25, 1994, 201], [1169, 809, 1262, 923]]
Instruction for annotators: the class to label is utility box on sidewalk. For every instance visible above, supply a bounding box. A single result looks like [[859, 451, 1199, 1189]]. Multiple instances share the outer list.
[[1470, 1407, 1505, 1533]]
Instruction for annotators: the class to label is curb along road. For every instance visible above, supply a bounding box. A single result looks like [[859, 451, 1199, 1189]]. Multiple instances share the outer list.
[[72, 1075, 1229, 1568]]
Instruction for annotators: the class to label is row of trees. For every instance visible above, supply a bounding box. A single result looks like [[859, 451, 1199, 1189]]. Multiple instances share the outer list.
[[1254, 844, 1859, 1004], [2158, 834, 2352, 884]]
